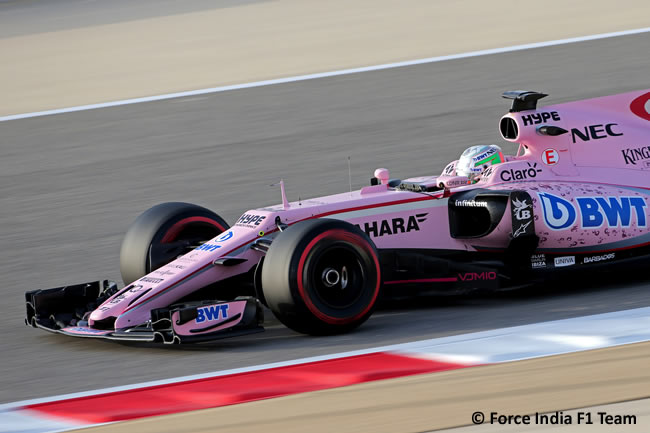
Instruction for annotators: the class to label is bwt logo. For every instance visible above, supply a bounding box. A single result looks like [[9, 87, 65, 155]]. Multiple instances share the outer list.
[[458, 272, 497, 281], [196, 304, 229, 323], [216, 231, 233, 242], [195, 243, 222, 252], [356, 214, 427, 237], [538, 192, 647, 230]]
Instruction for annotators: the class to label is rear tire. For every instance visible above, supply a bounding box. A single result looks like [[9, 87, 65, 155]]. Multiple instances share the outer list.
[[261, 219, 381, 335], [119, 202, 228, 285]]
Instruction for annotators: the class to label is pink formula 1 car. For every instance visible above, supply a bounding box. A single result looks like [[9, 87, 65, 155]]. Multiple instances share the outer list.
[[25, 89, 650, 343]]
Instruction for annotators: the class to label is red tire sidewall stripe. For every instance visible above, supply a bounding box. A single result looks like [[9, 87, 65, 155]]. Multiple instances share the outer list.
[[296, 229, 381, 325], [160, 217, 226, 243]]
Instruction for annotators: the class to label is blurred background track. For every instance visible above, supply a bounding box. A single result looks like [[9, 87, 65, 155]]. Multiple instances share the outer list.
[[1, 0, 649, 115]]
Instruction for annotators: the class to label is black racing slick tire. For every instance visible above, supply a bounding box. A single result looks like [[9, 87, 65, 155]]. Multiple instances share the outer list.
[[119, 202, 229, 285], [261, 218, 381, 335]]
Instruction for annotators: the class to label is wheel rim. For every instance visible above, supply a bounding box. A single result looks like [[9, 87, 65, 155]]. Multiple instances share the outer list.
[[149, 217, 225, 272], [160, 217, 225, 244], [309, 245, 365, 309]]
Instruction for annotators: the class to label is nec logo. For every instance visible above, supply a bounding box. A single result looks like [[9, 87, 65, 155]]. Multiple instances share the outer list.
[[356, 214, 427, 237], [538, 192, 647, 230], [570, 123, 623, 143], [196, 304, 229, 323], [458, 272, 497, 281]]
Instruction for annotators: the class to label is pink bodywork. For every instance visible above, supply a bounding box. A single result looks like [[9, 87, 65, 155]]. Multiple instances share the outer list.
[[90, 89, 650, 330]]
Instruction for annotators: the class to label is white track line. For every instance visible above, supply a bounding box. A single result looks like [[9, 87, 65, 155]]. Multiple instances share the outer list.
[[2, 27, 650, 122]]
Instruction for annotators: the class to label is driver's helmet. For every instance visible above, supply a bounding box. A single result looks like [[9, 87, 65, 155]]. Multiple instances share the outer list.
[[455, 144, 504, 182]]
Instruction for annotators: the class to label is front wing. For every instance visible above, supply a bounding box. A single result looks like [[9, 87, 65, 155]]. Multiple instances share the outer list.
[[25, 280, 264, 344]]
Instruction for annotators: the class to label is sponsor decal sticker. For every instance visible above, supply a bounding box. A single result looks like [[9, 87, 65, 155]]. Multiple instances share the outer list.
[[454, 200, 488, 208], [538, 192, 647, 230], [235, 213, 267, 228], [554, 256, 575, 267], [445, 179, 470, 187], [521, 111, 561, 126], [196, 304, 229, 323], [583, 253, 615, 264], [538, 192, 577, 230], [576, 196, 647, 228], [621, 146, 650, 166], [570, 123, 623, 143], [65, 327, 110, 335], [458, 271, 497, 281], [481, 165, 494, 181], [512, 197, 532, 221], [513, 221, 531, 238], [140, 277, 164, 283], [108, 295, 126, 305], [630, 92, 650, 121], [531, 253, 546, 269], [510, 191, 536, 238], [216, 231, 234, 242], [500, 162, 542, 182], [473, 147, 503, 166], [356, 213, 427, 237], [195, 243, 222, 252], [443, 161, 456, 176], [153, 269, 175, 277], [542, 148, 560, 165]]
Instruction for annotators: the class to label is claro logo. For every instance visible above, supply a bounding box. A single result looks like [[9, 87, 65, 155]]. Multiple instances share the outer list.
[[500, 163, 542, 182], [458, 272, 497, 281]]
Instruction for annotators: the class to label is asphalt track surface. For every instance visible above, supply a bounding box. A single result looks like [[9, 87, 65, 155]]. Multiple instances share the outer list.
[[2, 32, 650, 404]]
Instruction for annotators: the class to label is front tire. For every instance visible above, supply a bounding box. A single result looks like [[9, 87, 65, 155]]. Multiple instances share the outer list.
[[261, 219, 381, 335], [119, 202, 229, 285]]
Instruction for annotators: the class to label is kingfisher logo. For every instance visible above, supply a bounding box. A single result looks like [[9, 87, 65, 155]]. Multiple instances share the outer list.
[[196, 304, 229, 323], [356, 214, 427, 237], [538, 192, 647, 230], [630, 92, 650, 121]]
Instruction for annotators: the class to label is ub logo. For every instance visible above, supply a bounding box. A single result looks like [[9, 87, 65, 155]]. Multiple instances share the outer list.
[[512, 198, 532, 221]]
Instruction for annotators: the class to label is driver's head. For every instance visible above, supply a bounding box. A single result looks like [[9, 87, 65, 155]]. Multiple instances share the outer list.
[[456, 144, 504, 182]]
